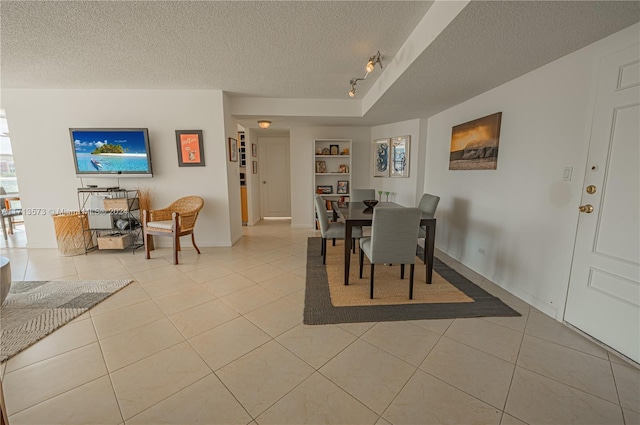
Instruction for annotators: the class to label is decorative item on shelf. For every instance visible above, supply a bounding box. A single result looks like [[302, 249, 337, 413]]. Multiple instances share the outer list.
[[252, 161, 257, 174], [317, 185, 333, 194], [385, 191, 390, 202], [363, 199, 378, 208], [228, 137, 238, 162], [348, 51, 383, 97], [175, 130, 205, 167], [315, 161, 326, 173], [378, 190, 383, 201], [330, 145, 339, 155], [257, 120, 271, 129], [339, 164, 348, 173], [337, 180, 349, 194], [322, 148, 330, 155], [390, 135, 411, 178], [316, 148, 322, 155], [342, 148, 349, 155], [373, 138, 390, 177]]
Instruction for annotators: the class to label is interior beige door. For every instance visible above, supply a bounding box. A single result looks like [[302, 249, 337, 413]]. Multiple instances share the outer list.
[[564, 43, 640, 362], [259, 137, 291, 218]]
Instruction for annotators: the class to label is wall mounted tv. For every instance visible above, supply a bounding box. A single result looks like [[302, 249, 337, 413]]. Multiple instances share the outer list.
[[69, 128, 153, 177]]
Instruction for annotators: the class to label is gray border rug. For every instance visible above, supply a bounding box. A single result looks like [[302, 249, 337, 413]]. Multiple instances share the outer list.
[[304, 238, 520, 325], [1, 279, 133, 363]]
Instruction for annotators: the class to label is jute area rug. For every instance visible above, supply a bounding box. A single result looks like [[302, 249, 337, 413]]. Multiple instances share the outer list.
[[304, 237, 520, 325], [1, 279, 132, 363]]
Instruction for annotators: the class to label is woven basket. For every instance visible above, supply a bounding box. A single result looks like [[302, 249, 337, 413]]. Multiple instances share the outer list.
[[52, 212, 93, 256]]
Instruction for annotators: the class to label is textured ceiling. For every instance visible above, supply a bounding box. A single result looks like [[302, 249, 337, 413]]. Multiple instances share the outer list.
[[0, 1, 431, 98], [1, 1, 639, 129]]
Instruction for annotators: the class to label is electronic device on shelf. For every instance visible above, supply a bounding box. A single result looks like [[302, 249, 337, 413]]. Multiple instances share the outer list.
[[69, 128, 153, 177]]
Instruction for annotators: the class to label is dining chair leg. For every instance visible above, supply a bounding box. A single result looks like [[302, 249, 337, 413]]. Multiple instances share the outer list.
[[144, 232, 151, 260], [191, 233, 201, 254], [332, 238, 336, 246], [320, 237, 324, 256], [423, 228, 429, 283], [409, 263, 415, 299], [1, 216, 7, 241], [172, 234, 179, 265], [370, 264, 375, 299], [352, 238, 356, 254], [322, 238, 327, 265], [400, 264, 405, 279], [359, 248, 364, 279]]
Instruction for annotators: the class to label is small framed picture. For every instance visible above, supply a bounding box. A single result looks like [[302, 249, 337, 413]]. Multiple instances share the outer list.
[[176, 130, 205, 167], [316, 160, 326, 173], [229, 138, 238, 162], [252, 143, 257, 157], [316, 185, 333, 194], [339, 164, 349, 173], [337, 180, 349, 194], [252, 161, 257, 174], [330, 145, 339, 155]]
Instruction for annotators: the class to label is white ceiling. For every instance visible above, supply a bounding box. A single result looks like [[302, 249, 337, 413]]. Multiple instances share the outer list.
[[2, 1, 639, 129]]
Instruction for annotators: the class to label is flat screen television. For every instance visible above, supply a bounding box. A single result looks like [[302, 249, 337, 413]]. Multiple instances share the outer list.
[[69, 128, 153, 177]]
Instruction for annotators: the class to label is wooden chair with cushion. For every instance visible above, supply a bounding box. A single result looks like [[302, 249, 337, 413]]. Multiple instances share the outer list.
[[359, 207, 422, 299], [142, 196, 204, 265]]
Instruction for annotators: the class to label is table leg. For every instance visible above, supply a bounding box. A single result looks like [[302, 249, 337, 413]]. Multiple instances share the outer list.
[[344, 222, 352, 285], [426, 221, 436, 284]]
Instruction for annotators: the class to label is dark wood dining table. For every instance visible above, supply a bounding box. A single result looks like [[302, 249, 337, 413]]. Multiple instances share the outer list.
[[331, 201, 436, 286]]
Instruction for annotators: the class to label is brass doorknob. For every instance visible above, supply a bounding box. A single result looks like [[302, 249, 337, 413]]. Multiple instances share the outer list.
[[578, 204, 594, 213]]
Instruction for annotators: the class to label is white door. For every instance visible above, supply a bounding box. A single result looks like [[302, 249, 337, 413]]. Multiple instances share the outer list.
[[259, 137, 291, 218], [564, 43, 640, 363]]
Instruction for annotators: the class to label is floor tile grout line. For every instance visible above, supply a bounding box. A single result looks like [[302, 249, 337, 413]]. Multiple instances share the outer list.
[[500, 305, 530, 422], [607, 358, 628, 425]]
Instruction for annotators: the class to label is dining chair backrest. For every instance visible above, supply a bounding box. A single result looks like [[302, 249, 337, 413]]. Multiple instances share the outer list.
[[418, 193, 440, 217], [351, 189, 376, 202], [369, 207, 421, 264], [314, 196, 330, 236]]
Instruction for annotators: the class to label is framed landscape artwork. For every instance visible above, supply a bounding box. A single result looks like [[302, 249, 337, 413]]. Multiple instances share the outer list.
[[449, 112, 502, 170], [372, 138, 390, 177], [390, 136, 410, 178]]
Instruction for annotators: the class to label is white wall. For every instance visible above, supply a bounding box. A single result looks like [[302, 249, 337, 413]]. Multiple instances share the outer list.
[[2, 89, 235, 248], [289, 126, 371, 228], [370, 118, 426, 206], [223, 92, 243, 244], [423, 24, 640, 319]]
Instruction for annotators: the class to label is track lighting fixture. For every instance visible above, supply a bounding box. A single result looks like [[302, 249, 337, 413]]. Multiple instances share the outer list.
[[348, 51, 383, 98], [257, 120, 271, 129], [366, 51, 383, 73]]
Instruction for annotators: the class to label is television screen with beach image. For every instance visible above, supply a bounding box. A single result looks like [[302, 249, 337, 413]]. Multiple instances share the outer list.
[[70, 128, 153, 176]]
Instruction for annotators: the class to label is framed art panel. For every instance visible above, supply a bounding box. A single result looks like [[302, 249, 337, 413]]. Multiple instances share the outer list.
[[176, 130, 205, 167], [252, 161, 257, 174], [252, 143, 257, 157], [229, 137, 238, 162], [449, 112, 502, 170], [372, 138, 390, 177], [390, 136, 410, 178], [316, 185, 333, 194], [337, 180, 349, 194]]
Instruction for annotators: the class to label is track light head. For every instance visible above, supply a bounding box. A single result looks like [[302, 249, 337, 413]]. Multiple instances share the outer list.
[[349, 87, 356, 97], [366, 51, 383, 73]]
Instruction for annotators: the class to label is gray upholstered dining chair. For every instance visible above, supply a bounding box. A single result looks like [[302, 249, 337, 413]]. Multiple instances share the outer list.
[[359, 207, 422, 299], [417, 193, 440, 280], [350, 189, 376, 202], [314, 196, 362, 265]]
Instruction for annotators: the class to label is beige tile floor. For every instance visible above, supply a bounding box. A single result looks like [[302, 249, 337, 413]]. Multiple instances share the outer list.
[[1, 220, 639, 424]]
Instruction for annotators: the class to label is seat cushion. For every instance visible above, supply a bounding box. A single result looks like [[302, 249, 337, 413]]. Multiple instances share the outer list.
[[146, 220, 174, 231]]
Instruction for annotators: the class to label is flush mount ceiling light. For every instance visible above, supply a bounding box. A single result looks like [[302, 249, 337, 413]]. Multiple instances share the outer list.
[[257, 120, 272, 129], [348, 51, 383, 98]]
